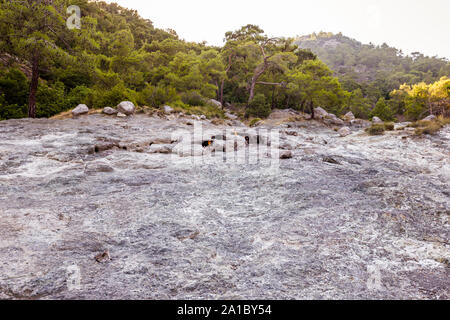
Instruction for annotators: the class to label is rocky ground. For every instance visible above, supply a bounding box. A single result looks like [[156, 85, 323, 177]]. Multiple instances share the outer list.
[[0, 112, 448, 300]]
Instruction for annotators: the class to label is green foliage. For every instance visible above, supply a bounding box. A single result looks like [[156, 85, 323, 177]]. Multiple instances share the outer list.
[[2, 1, 445, 122], [92, 83, 137, 109], [296, 32, 449, 107], [249, 118, 262, 127], [365, 124, 386, 135], [370, 98, 394, 121], [137, 85, 178, 107], [246, 94, 271, 118], [0, 68, 29, 107], [0, 94, 27, 120], [384, 122, 395, 131], [36, 81, 66, 118], [181, 91, 205, 106]]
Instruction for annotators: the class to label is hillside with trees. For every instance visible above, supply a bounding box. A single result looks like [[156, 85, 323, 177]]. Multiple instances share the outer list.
[[296, 32, 450, 111], [0, 1, 449, 122]]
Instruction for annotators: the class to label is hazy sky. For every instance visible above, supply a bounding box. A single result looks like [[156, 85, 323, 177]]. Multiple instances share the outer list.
[[104, 0, 450, 59]]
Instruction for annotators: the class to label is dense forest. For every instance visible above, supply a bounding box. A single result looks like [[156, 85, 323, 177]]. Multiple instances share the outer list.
[[0, 0, 449, 121]]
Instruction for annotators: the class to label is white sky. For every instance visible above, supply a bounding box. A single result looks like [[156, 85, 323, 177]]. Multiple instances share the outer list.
[[104, 0, 450, 59]]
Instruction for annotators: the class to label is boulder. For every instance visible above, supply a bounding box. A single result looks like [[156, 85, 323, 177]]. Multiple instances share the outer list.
[[343, 111, 355, 121], [280, 151, 293, 159], [372, 117, 383, 124], [163, 105, 174, 114], [103, 107, 118, 115], [117, 101, 135, 115], [117, 112, 127, 118], [314, 107, 329, 119], [72, 104, 89, 116], [324, 113, 345, 126], [423, 115, 437, 121], [338, 127, 352, 137], [225, 112, 238, 120], [208, 99, 222, 108], [350, 119, 372, 128]]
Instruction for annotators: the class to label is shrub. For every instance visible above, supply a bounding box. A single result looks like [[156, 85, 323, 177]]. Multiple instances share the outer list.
[[36, 81, 66, 118], [415, 122, 443, 135], [246, 94, 271, 118], [181, 91, 205, 106], [249, 118, 262, 127], [370, 98, 394, 121], [406, 117, 449, 135], [0, 68, 29, 108], [65, 86, 93, 110], [0, 94, 27, 120], [92, 83, 137, 108], [384, 122, 395, 131], [137, 84, 178, 107], [365, 124, 385, 135]]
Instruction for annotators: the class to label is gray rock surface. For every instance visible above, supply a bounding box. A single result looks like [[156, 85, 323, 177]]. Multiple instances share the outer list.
[[372, 117, 383, 124], [314, 107, 329, 119], [164, 105, 175, 114], [0, 114, 448, 300], [343, 112, 356, 121], [208, 99, 222, 108], [103, 107, 118, 115], [117, 101, 135, 115], [72, 104, 89, 116], [338, 127, 352, 137], [423, 115, 437, 121]]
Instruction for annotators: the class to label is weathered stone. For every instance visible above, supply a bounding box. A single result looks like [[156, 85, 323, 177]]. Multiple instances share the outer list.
[[423, 115, 437, 121], [163, 105, 174, 114], [314, 107, 329, 119], [225, 112, 238, 120], [103, 107, 118, 115], [0, 113, 448, 300], [324, 113, 345, 126], [117, 101, 135, 115], [323, 156, 341, 165], [72, 104, 89, 116], [343, 111, 356, 121], [208, 99, 222, 108], [338, 127, 352, 137], [148, 144, 173, 154], [172, 142, 204, 157], [372, 117, 383, 124], [280, 151, 293, 159], [117, 112, 127, 118]]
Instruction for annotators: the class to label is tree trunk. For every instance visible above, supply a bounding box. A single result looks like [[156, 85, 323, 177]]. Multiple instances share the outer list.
[[248, 77, 257, 105], [28, 53, 39, 118], [220, 79, 225, 108], [310, 101, 315, 120]]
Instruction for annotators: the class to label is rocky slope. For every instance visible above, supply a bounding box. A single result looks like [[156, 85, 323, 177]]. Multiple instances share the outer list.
[[0, 113, 448, 299]]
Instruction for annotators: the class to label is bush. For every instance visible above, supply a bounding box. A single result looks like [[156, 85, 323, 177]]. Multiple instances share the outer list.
[[409, 117, 449, 135], [0, 68, 29, 107], [384, 122, 395, 131], [365, 124, 385, 135], [249, 118, 262, 127], [36, 81, 67, 118], [92, 83, 137, 108], [180, 91, 205, 106], [0, 94, 27, 120], [137, 84, 178, 107], [65, 86, 93, 110], [370, 98, 394, 121], [246, 94, 271, 118]]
